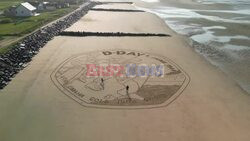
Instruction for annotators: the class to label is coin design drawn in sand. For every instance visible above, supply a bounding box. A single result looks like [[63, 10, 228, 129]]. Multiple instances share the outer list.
[[51, 50, 190, 109]]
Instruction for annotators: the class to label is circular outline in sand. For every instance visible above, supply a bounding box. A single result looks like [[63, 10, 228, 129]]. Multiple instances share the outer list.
[[50, 49, 190, 109]]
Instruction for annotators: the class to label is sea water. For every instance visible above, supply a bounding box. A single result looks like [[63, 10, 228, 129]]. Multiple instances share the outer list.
[[137, 0, 250, 93]]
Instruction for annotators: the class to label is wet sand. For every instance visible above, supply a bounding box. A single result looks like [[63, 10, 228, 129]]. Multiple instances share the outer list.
[[135, 0, 250, 93], [0, 1, 250, 141]]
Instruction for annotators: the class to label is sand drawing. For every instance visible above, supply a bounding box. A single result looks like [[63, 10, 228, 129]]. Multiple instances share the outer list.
[[51, 50, 190, 109]]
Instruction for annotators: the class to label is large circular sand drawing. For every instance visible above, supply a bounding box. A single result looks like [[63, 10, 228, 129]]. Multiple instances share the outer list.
[[51, 50, 190, 109]]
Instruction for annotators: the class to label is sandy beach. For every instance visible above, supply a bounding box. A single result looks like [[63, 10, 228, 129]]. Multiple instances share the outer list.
[[0, 1, 250, 141]]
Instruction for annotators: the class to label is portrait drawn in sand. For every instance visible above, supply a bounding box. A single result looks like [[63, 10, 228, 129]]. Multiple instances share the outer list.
[[51, 50, 190, 109]]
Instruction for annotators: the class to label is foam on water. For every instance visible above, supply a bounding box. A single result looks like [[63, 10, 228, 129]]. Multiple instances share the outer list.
[[152, 7, 250, 24], [137, 0, 250, 93], [136, 6, 250, 40], [140, 0, 159, 3], [224, 44, 249, 51], [191, 26, 249, 44], [137, 5, 250, 49], [197, 0, 250, 4], [196, 9, 250, 15]]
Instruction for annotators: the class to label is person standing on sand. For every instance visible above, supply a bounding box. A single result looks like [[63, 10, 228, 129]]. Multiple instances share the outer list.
[[126, 85, 131, 100], [101, 78, 104, 90]]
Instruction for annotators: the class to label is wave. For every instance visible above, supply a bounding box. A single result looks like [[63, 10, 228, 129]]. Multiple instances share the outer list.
[[196, 0, 250, 4], [152, 7, 250, 24], [139, 0, 159, 3], [135, 3, 250, 93]]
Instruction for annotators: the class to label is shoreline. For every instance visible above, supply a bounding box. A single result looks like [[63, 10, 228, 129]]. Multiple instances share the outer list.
[[187, 37, 250, 94], [133, 1, 250, 94], [0, 1, 250, 140]]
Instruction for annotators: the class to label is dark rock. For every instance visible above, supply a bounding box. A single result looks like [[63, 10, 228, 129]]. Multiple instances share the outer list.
[[0, 1, 97, 90]]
